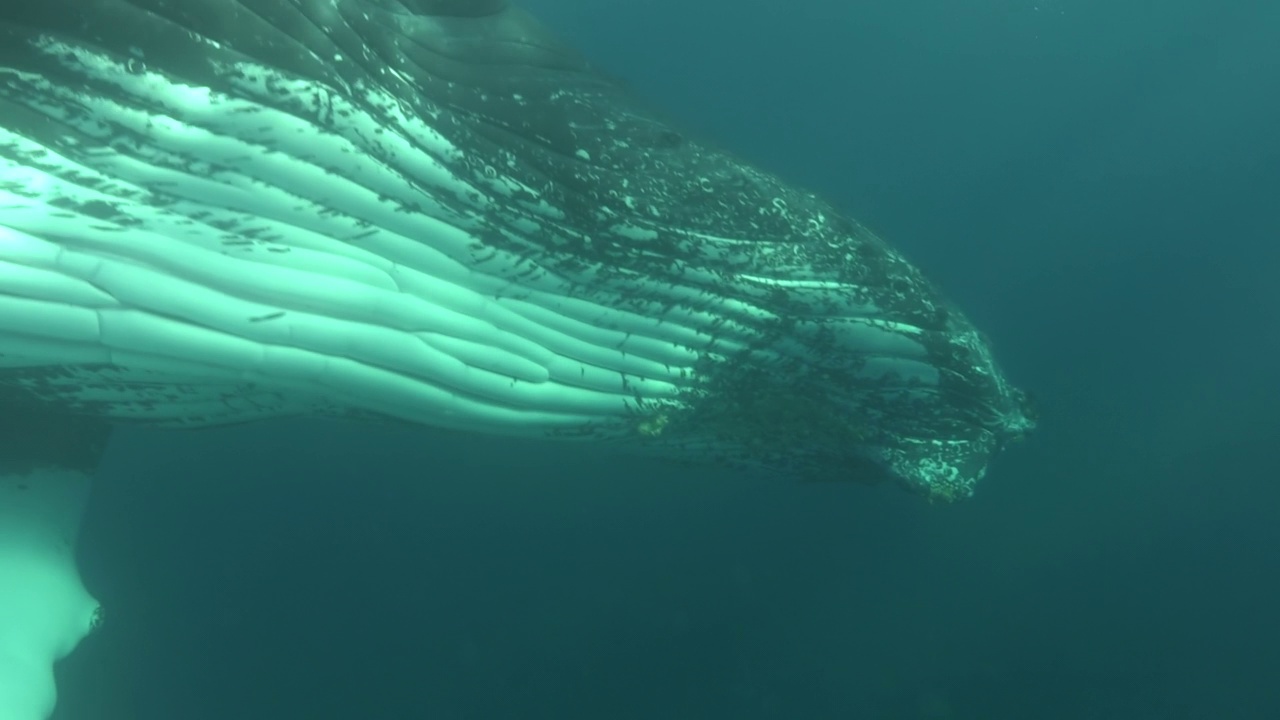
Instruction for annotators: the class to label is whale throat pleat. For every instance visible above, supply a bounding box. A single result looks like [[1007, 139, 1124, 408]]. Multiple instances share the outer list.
[[0, 37, 710, 432]]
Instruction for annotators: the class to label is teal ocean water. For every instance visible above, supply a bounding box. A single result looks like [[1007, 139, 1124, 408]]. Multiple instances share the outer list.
[[57, 1, 1277, 717]]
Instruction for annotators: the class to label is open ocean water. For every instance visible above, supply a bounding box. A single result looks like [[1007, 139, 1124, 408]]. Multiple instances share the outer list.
[[52, 0, 1279, 718]]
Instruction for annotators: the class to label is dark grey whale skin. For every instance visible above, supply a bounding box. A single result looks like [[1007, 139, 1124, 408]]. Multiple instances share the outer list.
[[0, 0, 1034, 500]]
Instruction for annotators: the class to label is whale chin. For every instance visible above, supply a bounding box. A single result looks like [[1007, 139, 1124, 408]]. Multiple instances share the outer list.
[[0, 0, 1036, 715]]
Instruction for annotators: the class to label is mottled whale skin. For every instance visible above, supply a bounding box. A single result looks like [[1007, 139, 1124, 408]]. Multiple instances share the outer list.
[[0, 0, 1034, 500]]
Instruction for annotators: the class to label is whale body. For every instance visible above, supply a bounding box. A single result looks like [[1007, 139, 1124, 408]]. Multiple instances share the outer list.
[[1, 3, 1036, 715], [0, 0, 1034, 499]]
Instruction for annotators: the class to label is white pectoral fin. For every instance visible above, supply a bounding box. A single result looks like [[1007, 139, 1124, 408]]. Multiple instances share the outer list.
[[0, 466, 102, 720]]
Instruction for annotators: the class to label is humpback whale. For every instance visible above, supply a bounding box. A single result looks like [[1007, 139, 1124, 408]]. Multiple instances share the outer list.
[[0, 0, 1035, 716]]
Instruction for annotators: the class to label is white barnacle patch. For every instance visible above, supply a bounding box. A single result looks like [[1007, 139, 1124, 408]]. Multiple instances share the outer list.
[[769, 197, 791, 219], [877, 438, 982, 502]]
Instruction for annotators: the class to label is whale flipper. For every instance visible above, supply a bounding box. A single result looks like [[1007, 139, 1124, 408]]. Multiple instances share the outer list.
[[0, 405, 107, 719]]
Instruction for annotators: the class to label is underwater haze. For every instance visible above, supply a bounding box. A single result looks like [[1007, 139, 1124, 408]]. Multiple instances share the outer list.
[[55, 0, 1279, 718]]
